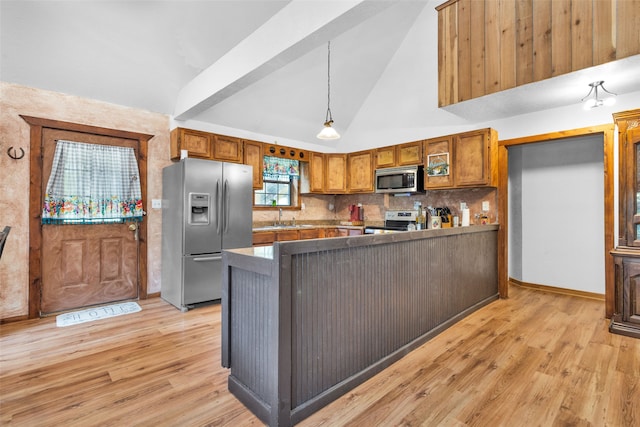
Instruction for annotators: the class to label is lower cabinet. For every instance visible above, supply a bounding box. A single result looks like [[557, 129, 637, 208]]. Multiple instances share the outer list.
[[252, 231, 276, 246], [610, 248, 640, 338], [253, 227, 363, 245]]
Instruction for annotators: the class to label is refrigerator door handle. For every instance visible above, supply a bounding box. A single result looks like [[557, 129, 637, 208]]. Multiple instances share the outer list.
[[193, 255, 222, 262], [223, 179, 230, 233], [215, 179, 222, 235]]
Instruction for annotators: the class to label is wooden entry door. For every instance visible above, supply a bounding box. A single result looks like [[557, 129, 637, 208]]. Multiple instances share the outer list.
[[40, 128, 140, 314]]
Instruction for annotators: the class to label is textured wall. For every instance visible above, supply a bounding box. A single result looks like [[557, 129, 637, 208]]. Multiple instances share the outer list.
[[0, 82, 171, 319]]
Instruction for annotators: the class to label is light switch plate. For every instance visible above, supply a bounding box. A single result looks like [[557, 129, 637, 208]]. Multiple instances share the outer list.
[[482, 201, 490, 211], [152, 199, 162, 209]]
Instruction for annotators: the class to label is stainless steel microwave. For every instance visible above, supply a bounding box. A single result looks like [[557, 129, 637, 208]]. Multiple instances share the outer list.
[[375, 165, 424, 194]]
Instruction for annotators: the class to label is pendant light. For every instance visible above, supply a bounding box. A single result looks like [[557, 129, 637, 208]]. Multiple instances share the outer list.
[[581, 80, 616, 110], [317, 41, 340, 140]]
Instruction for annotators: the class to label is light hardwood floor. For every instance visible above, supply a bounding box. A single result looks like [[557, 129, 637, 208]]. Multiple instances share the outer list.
[[1, 285, 638, 426]]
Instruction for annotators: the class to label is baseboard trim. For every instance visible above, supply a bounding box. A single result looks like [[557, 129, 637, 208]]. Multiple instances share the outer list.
[[0, 314, 29, 324], [147, 292, 160, 299], [509, 278, 605, 301]]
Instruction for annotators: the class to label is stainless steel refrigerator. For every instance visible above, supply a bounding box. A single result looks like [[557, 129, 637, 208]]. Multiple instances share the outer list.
[[161, 158, 253, 311]]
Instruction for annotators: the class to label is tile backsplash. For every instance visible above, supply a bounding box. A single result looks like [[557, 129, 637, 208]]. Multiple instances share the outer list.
[[253, 187, 498, 226]]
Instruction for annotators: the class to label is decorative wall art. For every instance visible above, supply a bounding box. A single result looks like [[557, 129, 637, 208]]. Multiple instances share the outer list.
[[427, 153, 449, 176]]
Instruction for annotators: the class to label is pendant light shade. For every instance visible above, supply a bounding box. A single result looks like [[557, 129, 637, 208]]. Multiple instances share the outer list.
[[317, 41, 340, 140]]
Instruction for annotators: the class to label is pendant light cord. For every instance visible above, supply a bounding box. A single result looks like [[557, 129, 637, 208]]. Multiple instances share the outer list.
[[325, 41, 333, 124]]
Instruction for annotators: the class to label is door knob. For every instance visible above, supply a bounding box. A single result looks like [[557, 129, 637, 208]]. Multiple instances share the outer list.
[[128, 223, 139, 241]]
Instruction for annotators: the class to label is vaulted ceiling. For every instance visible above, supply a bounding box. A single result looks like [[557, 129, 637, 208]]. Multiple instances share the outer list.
[[2, 0, 639, 153]]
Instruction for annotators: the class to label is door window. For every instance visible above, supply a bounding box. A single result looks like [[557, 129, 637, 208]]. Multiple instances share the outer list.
[[42, 140, 143, 224]]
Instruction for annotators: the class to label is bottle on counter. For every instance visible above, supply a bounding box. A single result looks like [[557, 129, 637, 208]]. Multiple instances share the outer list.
[[416, 204, 425, 230]]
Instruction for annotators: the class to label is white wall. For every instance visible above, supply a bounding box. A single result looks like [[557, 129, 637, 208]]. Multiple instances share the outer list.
[[508, 135, 605, 294]]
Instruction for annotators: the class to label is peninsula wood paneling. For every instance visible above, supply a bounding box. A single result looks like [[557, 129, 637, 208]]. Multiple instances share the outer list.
[[437, 0, 640, 107]]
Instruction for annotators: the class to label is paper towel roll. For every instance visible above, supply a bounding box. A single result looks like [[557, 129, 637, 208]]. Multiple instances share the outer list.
[[461, 208, 470, 227]]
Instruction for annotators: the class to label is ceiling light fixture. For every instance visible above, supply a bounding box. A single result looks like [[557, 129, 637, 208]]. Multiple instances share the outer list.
[[581, 80, 616, 110], [317, 41, 340, 140]]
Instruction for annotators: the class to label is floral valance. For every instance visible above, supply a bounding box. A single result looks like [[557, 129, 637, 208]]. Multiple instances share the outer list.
[[42, 140, 143, 224], [263, 156, 299, 180]]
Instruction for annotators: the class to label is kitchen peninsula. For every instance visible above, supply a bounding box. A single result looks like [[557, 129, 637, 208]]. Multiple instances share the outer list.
[[221, 225, 499, 426]]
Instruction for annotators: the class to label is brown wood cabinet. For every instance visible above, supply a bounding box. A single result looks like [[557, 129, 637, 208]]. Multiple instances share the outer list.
[[424, 136, 453, 188], [253, 231, 276, 246], [325, 154, 347, 194], [170, 128, 243, 164], [611, 109, 640, 339], [299, 228, 322, 240], [170, 128, 212, 160], [397, 140, 423, 166], [347, 150, 374, 193], [276, 229, 299, 242], [610, 249, 640, 338], [252, 226, 362, 245], [375, 146, 396, 168], [453, 128, 497, 187], [323, 228, 341, 238], [212, 134, 243, 163], [308, 152, 325, 193], [243, 140, 264, 189], [374, 141, 422, 169], [424, 128, 497, 189]]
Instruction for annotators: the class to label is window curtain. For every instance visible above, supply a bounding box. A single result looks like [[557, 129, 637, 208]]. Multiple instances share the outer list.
[[42, 140, 143, 224], [263, 156, 299, 180]]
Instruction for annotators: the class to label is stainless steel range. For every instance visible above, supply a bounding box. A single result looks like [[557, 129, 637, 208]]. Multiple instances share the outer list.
[[364, 210, 418, 234]]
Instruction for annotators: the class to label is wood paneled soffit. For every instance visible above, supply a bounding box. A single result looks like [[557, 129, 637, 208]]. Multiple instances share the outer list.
[[437, 0, 640, 108]]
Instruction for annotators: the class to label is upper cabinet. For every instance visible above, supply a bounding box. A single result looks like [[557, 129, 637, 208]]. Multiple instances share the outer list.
[[325, 154, 348, 194], [375, 146, 396, 168], [453, 128, 497, 187], [304, 153, 347, 194], [424, 136, 453, 189], [212, 134, 243, 163], [308, 152, 325, 193], [170, 128, 212, 160], [437, 0, 640, 107], [348, 150, 374, 193], [425, 128, 497, 189], [374, 141, 423, 168], [243, 140, 264, 189], [397, 140, 423, 166], [170, 128, 242, 163], [171, 127, 497, 195]]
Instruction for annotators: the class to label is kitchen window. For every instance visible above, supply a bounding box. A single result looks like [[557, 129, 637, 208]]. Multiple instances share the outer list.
[[254, 156, 299, 207]]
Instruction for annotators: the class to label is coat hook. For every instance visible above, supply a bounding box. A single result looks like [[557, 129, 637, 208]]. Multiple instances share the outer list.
[[7, 147, 25, 160]]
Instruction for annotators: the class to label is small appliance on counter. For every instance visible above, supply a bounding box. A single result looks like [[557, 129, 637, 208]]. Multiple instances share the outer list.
[[364, 210, 418, 234], [348, 204, 365, 225]]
